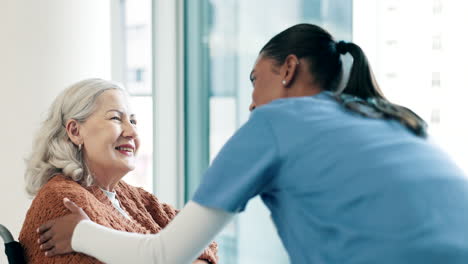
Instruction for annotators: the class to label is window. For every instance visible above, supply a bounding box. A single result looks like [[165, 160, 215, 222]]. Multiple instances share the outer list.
[[430, 108, 441, 124], [432, 34, 442, 50], [116, 0, 153, 192], [433, 0, 443, 15], [432, 72, 441, 88]]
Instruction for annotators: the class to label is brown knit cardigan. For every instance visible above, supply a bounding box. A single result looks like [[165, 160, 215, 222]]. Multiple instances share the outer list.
[[19, 175, 218, 264]]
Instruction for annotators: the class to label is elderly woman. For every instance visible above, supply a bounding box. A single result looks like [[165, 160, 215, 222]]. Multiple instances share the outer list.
[[19, 78, 218, 264]]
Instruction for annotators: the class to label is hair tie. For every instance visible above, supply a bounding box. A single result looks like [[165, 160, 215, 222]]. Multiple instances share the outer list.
[[336, 41, 348, 55]]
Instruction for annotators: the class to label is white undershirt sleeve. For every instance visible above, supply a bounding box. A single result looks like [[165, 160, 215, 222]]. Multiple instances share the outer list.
[[71, 201, 234, 264]]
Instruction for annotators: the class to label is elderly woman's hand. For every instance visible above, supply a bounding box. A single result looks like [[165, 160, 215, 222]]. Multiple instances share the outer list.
[[37, 197, 89, 257]]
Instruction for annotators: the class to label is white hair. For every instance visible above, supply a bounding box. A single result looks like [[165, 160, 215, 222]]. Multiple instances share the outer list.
[[25, 78, 127, 196]]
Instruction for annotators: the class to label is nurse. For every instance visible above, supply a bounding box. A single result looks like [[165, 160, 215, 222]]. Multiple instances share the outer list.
[[38, 23, 468, 264]]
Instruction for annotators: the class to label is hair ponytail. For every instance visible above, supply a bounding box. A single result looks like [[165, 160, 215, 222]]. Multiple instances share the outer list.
[[335, 41, 427, 137], [260, 24, 427, 137]]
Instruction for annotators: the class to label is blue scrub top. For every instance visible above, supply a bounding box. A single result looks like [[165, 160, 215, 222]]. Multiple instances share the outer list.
[[193, 91, 468, 263]]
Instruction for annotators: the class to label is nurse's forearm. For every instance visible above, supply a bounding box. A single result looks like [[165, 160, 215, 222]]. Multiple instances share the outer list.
[[71, 201, 234, 264]]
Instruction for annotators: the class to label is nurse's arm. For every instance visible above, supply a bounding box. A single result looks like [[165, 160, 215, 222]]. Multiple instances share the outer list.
[[38, 199, 233, 264]]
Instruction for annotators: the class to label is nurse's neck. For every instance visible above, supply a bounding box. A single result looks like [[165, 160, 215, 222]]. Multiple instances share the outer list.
[[283, 65, 323, 98], [284, 80, 323, 98]]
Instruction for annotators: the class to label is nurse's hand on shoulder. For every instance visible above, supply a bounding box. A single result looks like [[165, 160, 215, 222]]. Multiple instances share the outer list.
[[36, 197, 89, 257]]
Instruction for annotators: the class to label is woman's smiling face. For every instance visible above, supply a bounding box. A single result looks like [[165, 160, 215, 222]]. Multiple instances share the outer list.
[[79, 89, 140, 178]]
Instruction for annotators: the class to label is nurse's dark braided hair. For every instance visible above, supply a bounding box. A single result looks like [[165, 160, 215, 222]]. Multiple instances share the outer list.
[[259, 24, 427, 137]]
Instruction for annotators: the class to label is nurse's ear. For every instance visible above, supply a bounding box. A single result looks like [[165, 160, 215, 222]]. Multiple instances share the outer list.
[[249, 102, 256, 112], [279, 54, 300, 87]]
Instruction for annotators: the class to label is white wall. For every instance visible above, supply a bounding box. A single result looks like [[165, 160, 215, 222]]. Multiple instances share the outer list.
[[0, 0, 111, 262]]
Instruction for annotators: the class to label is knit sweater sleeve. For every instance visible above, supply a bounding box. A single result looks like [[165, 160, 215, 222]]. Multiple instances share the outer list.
[[19, 177, 103, 264], [137, 188, 219, 264]]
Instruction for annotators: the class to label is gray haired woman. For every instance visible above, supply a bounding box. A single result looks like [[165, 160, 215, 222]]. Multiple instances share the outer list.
[[19, 78, 217, 264]]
